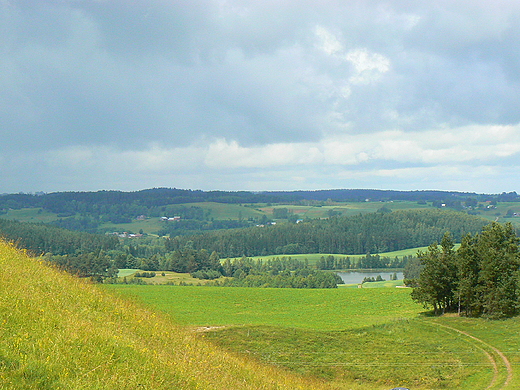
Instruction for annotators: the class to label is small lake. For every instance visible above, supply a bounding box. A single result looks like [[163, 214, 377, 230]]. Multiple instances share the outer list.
[[337, 271, 404, 285]]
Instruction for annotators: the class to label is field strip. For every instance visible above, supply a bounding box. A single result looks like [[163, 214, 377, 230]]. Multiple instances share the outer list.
[[428, 320, 512, 389]]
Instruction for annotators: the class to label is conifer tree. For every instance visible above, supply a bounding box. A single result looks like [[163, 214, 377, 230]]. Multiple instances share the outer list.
[[413, 222, 520, 319]]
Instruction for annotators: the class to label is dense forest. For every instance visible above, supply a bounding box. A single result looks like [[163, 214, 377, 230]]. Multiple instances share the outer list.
[[166, 209, 489, 258], [0, 218, 118, 256], [0, 187, 508, 291]]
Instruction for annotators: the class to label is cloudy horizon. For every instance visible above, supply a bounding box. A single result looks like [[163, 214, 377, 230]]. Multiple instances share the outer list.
[[2, 1, 520, 194]]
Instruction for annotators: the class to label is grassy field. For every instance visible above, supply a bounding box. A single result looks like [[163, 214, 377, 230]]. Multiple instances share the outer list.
[[116, 269, 224, 285], [105, 284, 520, 389], [0, 208, 58, 223], [104, 285, 420, 330], [259, 200, 432, 219], [183, 202, 266, 220]]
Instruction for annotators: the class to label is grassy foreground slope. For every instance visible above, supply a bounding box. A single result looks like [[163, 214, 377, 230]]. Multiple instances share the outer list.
[[0, 241, 329, 390]]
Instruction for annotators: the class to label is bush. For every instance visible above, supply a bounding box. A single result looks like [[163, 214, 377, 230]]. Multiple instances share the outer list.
[[134, 272, 156, 278], [191, 269, 222, 280]]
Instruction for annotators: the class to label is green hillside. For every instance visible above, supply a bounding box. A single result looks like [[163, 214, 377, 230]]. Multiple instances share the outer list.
[[0, 241, 328, 390]]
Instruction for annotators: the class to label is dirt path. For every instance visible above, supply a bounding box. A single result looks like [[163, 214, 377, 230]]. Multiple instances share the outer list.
[[430, 321, 513, 389]]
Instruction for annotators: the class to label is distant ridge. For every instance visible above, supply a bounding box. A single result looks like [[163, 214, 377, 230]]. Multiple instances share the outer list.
[[1, 188, 518, 209]]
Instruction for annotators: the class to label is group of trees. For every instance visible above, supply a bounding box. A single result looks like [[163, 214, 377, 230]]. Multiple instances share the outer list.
[[219, 269, 343, 288], [0, 208, 487, 284], [410, 222, 520, 318], [214, 256, 343, 288], [49, 251, 118, 281], [316, 254, 411, 270]]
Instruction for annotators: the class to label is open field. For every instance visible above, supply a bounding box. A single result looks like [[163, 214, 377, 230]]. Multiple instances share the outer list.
[[260, 200, 432, 219], [0, 208, 58, 223], [103, 285, 420, 330], [101, 218, 165, 234], [106, 284, 520, 389], [341, 279, 406, 288], [116, 269, 225, 285], [183, 202, 266, 220]]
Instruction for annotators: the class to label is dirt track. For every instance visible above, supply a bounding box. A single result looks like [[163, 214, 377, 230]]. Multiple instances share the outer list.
[[430, 321, 512, 389]]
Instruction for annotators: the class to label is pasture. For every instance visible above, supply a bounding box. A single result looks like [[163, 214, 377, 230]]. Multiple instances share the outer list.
[[105, 284, 520, 389], [0, 207, 58, 223]]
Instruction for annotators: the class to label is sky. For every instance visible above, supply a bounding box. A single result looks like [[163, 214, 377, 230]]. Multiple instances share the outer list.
[[2, 0, 520, 194]]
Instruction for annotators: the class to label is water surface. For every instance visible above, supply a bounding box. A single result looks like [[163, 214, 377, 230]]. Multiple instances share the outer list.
[[337, 271, 404, 284]]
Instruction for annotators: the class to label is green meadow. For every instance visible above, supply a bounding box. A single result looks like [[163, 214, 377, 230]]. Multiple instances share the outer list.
[[0, 208, 58, 223], [104, 285, 419, 330], [260, 200, 431, 219], [105, 284, 520, 389]]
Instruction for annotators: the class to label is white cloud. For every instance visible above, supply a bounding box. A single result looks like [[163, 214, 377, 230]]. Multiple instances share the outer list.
[[345, 49, 391, 84], [315, 25, 344, 55]]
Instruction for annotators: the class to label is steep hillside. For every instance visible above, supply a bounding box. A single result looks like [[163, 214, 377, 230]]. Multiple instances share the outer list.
[[0, 241, 329, 390]]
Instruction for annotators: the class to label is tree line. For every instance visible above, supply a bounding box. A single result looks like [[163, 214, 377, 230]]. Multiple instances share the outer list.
[[167, 209, 488, 257], [410, 222, 520, 319], [0, 209, 494, 290], [316, 254, 412, 270]]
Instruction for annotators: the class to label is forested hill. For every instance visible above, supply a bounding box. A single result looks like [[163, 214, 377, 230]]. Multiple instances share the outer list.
[[0, 189, 291, 212], [0, 218, 118, 256], [167, 209, 489, 258]]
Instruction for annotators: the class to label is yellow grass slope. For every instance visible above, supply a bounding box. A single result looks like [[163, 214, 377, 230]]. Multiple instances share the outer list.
[[0, 241, 330, 390]]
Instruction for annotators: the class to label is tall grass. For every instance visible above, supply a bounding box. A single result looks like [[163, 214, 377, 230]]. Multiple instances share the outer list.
[[0, 241, 330, 389]]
